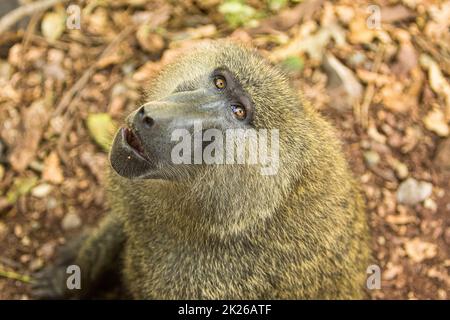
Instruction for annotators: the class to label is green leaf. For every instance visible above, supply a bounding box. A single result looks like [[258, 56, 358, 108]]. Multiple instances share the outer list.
[[86, 113, 117, 152], [281, 56, 304, 73], [6, 177, 38, 204], [0, 267, 32, 283], [219, 1, 258, 28]]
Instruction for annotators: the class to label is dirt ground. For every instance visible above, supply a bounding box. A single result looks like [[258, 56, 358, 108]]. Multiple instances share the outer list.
[[0, 0, 449, 299]]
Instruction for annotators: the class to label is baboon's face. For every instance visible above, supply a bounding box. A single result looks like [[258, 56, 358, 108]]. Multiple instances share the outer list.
[[110, 66, 255, 179], [109, 43, 295, 180]]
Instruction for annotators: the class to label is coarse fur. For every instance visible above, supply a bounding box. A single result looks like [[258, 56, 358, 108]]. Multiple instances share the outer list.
[[33, 41, 371, 299]]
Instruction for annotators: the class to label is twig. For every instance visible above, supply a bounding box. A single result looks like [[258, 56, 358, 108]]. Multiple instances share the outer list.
[[29, 33, 71, 50], [54, 24, 137, 165], [54, 4, 171, 118], [0, 0, 69, 34], [359, 46, 385, 129], [0, 266, 32, 283], [56, 101, 77, 166], [359, 83, 375, 129], [22, 11, 44, 51], [53, 24, 136, 117], [413, 35, 450, 77]]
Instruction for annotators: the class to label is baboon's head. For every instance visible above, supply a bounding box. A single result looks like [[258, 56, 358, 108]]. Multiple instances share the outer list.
[[110, 41, 302, 181], [110, 41, 314, 233]]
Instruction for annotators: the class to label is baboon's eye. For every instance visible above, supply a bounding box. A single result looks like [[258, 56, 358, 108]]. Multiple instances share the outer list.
[[231, 105, 246, 120], [214, 75, 227, 89]]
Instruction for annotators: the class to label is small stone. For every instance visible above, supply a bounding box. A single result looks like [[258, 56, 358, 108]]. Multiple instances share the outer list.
[[363, 150, 380, 167], [61, 212, 81, 230], [396, 178, 433, 205], [31, 183, 53, 198]]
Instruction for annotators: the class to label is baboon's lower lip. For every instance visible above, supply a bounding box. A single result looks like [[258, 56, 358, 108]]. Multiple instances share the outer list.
[[122, 127, 149, 161]]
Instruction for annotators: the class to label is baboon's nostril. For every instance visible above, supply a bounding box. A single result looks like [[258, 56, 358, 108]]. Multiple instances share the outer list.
[[143, 115, 154, 128]]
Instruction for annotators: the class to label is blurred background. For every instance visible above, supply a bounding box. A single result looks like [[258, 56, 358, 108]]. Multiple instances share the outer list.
[[0, 0, 449, 299]]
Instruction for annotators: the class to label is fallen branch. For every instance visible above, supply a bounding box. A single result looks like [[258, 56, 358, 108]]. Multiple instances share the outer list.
[[0, 266, 32, 283], [359, 46, 385, 129], [53, 4, 171, 117], [0, 0, 69, 34], [53, 24, 136, 116]]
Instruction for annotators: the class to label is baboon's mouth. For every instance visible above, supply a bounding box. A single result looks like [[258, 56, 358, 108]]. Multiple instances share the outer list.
[[123, 127, 149, 161]]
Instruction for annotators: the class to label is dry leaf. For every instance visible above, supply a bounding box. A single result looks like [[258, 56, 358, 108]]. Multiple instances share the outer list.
[[423, 107, 449, 137], [172, 25, 217, 41], [404, 238, 438, 263], [420, 54, 450, 118], [386, 214, 416, 225], [381, 5, 415, 23], [252, 0, 324, 32], [43, 152, 64, 185], [132, 61, 161, 82], [270, 25, 345, 62], [383, 263, 403, 280], [392, 41, 418, 77], [136, 26, 165, 54], [368, 124, 387, 144], [380, 81, 416, 113], [434, 137, 450, 171], [348, 16, 377, 44], [87, 8, 112, 36], [80, 151, 107, 184], [9, 100, 49, 172], [323, 53, 363, 111]]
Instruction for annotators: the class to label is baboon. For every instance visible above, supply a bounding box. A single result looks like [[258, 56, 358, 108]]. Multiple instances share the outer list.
[[33, 41, 371, 299]]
